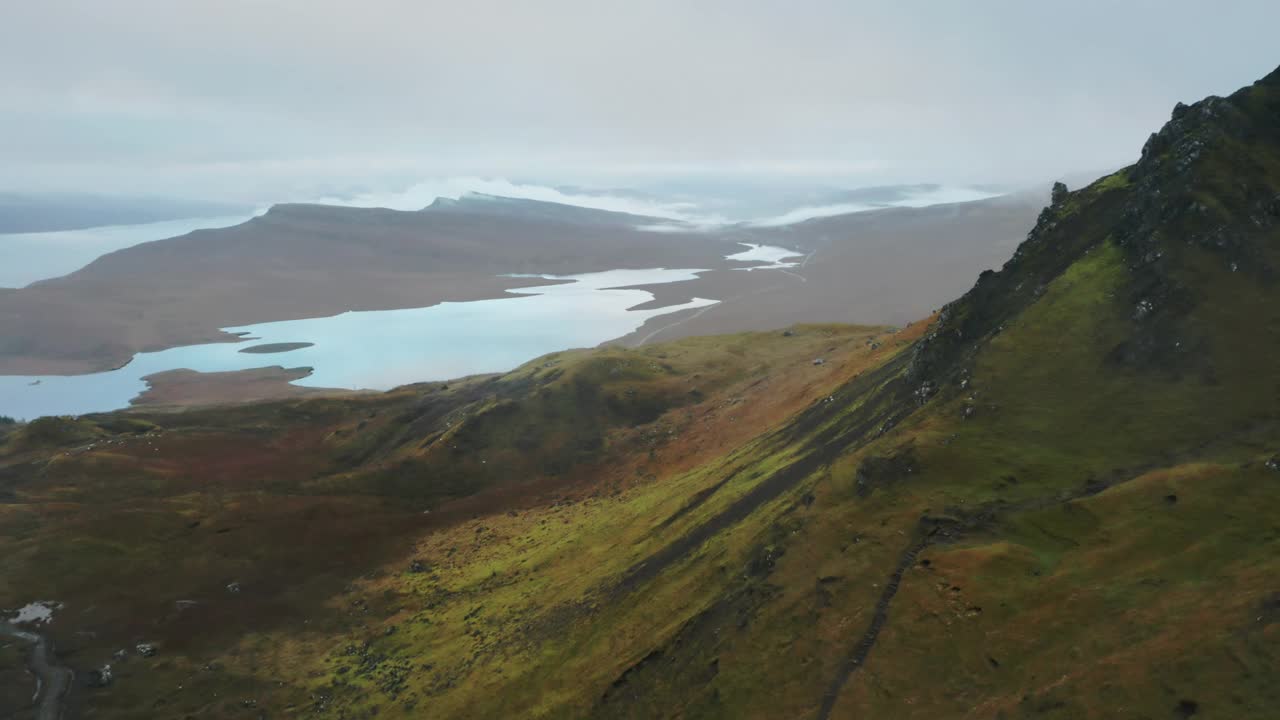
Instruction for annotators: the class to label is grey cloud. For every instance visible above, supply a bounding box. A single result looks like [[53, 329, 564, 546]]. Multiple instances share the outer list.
[[2, 1, 1277, 202]]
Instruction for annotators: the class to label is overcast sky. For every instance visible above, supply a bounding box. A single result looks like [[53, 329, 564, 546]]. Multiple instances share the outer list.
[[2, 1, 1277, 203]]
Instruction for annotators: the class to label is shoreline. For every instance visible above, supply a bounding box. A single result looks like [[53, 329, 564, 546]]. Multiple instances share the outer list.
[[0, 263, 753, 419], [0, 272, 583, 378]]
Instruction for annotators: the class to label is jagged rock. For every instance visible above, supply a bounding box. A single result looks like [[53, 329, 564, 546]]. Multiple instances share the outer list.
[[914, 381, 937, 404], [112, 649, 128, 662], [409, 559, 428, 573], [225, 581, 241, 594], [1051, 181, 1069, 205], [782, 330, 794, 337], [87, 664, 113, 687], [812, 358, 825, 366], [135, 642, 156, 657], [1265, 455, 1280, 471]]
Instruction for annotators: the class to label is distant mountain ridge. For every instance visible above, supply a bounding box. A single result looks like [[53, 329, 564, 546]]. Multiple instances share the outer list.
[[260, 192, 666, 226], [422, 192, 665, 225]]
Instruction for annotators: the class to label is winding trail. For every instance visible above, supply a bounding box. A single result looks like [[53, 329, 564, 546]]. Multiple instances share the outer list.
[[634, 303, 721, 346], [813, 463, 1164, 718], [1, 621, 73, 720], [815, 533, 929, 719], [633, 280, 788, 347], [633, 253, 813, 347]]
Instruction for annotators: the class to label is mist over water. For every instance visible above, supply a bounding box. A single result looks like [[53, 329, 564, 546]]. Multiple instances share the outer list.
[[748, 186, 1003, 227], [315, 177, 724, 224]]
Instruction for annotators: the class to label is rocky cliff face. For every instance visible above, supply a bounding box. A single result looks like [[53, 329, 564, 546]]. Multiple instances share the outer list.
[[905, 63, 1280, 402]]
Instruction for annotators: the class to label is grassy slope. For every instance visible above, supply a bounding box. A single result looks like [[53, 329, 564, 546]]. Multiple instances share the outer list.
[[0, 323, 896, 718], [572, 70, 1280, 719]]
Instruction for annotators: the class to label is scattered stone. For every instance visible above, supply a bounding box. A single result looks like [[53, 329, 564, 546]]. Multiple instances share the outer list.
[[812, 358, 825, 366], [112, 649, 128, 662], [135, 642, 157, 658], [408, 560, 428, 573], [1265, 455, 1280, 471], [961, 404, 977, 420], [225, 581, 241, 594], [914, 381, 937, 404], [87, 664, 113, 687], [782, 330, 794, 337]]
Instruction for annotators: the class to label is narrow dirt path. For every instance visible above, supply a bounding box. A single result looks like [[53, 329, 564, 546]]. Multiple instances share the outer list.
[[1, 621, 73, 720], [635, 303, 721, 346], [816, 532, 930, 719], [814, 463, 1163, 718]]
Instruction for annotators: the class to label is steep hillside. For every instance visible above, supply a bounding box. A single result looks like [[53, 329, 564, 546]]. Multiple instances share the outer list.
[[2, 66, 1279, 719]]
